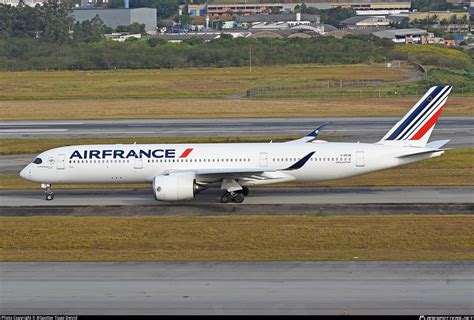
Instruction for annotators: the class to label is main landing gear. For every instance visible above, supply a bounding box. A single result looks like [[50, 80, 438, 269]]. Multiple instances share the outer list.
[[220, 187, 249, 204], [42, 184, 54, 201]]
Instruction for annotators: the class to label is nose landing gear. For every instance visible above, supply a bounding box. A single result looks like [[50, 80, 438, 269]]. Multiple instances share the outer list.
[[45, 192, 54, 201], [41, 184, 54, 201]]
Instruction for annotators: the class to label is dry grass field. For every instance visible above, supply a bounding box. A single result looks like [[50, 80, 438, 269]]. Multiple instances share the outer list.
[[2, 215, 472, 261], [1, 65, 471, 120], [2, 147, 472, 189], [0, 64, 409, 100], [1, 96, 472, 120]]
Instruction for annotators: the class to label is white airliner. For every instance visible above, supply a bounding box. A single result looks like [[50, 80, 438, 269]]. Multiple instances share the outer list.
[[21, 85, 452, 203]]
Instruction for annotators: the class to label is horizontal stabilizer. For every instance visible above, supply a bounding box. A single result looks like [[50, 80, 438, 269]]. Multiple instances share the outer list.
[[426, 139, 450, 149], [396, 149, 445, 158]]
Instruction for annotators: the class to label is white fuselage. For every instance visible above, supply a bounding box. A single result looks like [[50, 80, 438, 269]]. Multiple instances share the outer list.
[[20, 141, 441, 186]]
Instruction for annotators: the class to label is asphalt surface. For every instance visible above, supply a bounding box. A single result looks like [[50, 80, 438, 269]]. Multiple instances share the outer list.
[[2, 187, 473, 207], [1, 117, 473, 148], [1, 262, 472, 315], [1, 187, 472, 216]]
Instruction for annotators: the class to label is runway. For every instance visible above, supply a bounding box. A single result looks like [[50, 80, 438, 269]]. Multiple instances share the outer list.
[[2, 186, 473, 206], [2, 261, 473, 314], [1, 187, 472, 216], [1, 117, 473, 147]]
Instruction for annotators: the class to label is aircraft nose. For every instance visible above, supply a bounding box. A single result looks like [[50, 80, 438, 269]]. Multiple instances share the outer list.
[[20, 166, 31, 180]]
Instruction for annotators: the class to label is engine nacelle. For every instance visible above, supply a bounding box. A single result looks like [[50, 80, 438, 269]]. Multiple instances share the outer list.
[[153, 173, 197, 201]]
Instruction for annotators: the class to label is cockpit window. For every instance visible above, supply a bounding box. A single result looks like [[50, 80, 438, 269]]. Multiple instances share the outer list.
[[32, 158, 42, 164]]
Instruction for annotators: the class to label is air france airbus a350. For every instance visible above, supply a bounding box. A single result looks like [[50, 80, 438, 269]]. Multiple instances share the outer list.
[[21, 85, 452, 203]]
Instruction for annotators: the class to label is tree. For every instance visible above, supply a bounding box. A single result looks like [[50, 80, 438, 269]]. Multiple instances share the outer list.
[[116, 22, 146, 34], [321, 8, 356, 26], [39, 0, 75, 43], [411, 0, 452, 11], [12, 1, 42, 38], [270, 6, 280, 15], [297, 5, 356, 27], [147, 37, 166, 47], [108, 0, 124, 8], [73, 15, 110, 42]]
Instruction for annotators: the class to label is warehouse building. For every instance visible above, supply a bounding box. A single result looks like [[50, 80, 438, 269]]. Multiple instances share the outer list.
[[234, 13, 320, 29], [372, 28, 429, 44], [72, 8, 157, 33], [204, 1, 411, 17], [306, 0, 411, 15], [341, 15, 405, 28]]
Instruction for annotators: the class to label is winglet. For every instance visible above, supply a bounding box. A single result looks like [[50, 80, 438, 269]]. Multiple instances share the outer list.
[[285, 122, 329, 144], [284, 152, 315, 170], [306, 122, 330, 138]]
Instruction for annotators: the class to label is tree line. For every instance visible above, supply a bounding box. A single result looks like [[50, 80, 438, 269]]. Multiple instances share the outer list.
[[411, 0, 466, 12], [0, 35, 396, 71], [0, 0, 76, 43]]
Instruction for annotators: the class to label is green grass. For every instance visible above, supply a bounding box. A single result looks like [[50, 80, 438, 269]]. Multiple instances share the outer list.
[[394, 45, 472, 69], [2, 215, 473, 261], [0, 64, 410, 100]]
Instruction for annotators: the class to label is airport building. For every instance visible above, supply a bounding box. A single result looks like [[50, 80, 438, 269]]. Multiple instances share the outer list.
[[72, 8, 157, 32], [340, 15, 405, 28], [372, 28, 430, 44], [206, 2, 300, 17], [408, 10, 469, 22], [408, 11, 470, 33], [305, 0, 411, 15], [234, 13, 320, 29], [203, 1, 411, 17]]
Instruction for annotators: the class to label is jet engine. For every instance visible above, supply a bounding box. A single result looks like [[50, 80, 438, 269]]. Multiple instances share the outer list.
[[153, 173, 205, 201]]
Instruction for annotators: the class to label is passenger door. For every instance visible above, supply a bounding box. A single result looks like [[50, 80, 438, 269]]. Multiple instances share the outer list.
[[259, 152, 268, 167], [134, 157, 143, 169], [356, 151, 365, 167], [57, 154, 65, 170]]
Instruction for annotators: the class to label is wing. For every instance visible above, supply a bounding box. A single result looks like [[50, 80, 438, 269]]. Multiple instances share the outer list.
[[162, 152, 315, 187]]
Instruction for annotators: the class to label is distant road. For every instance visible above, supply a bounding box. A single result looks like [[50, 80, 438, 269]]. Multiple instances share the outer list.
[[2, 261, 473, 315], [1, 117, 472, 147]]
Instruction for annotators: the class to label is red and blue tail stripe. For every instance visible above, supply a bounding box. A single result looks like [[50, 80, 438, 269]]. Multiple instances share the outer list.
[[381, 85, 452, 145]]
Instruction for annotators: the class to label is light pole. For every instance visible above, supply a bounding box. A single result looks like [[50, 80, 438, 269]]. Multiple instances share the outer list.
[[249, 46, 252, 73]]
